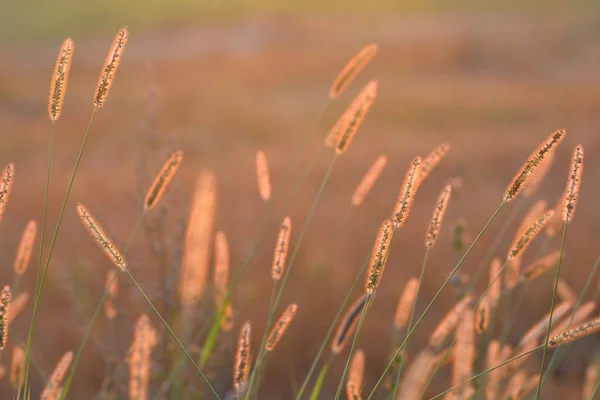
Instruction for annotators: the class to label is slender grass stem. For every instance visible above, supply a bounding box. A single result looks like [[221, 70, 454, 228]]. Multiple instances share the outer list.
[[295, 254, 371, 399], [245, 155, 338, 398], [540, 253, 600, 386], [23, 106, 98, 397], [124, 268, 221, 399], [59, 212, 146, 399], [535, 221, 569, 400], [591, 379, 600, 399], [309, 359, 332, 400], [430, 344, 545, 399], [390, 248, 430, 399], [366, 200, 506, 400], [251, 283, 278, 398]]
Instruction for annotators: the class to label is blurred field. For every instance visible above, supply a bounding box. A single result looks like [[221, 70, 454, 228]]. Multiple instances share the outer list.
[[2, 2, 600, 399]]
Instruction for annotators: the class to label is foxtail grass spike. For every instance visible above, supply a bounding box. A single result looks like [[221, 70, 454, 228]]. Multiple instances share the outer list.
[[521, 251, 561, 282], [332, 294, 369, 355], [503, 129, 566, 202], [395, 349, 440, 400], [256, 150, 271, 201], [488, 258, 502, 308], [518, 301, 572, 347], [272, 217, 291, 281], [10, 346, 24, 389], [418, 143, 450, 186], [266, 304, 298, 352], [365, 219, 393, 293], [475, 296, 490, 335], [76, 203, 127, 271], [128, 314, 158, 400], [0, 163, 15, 224], [143, 150, 183, 211], [335, 81, 378, 154], [524, 151, 554, 197], [486, 340, 501, 400], [13, 220, 37, 275], [452, 307, 475, 396], [346, 349, 365, 400], [563, 144, 583, 222], [94, 27, 128, 107], [214, 231, 233, 331], [352, 155, 387, 206], [506, 210, 554, 261], [394, 278, 419, 329], [425, 185, 452, 248], [548, 317, 600, 348], [549, 301, 596, 339], [393, 157, 421, 228], [428, 295, 473, 350], [49, 38, 74, 120], [234, 321, 252, 395], [41, 351, 73, 400], [0, 286, 10, 349], [329, 43, 378, 99], [104, 271, 118, 320]]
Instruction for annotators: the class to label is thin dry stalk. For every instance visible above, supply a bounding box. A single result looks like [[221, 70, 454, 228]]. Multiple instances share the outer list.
[[519, 301, 572, 347], [143, 150, 183, 210], [48, 37, 74, 120], [503, 129, 566, 201], [393, 156, 422, 228], [0, 286, 10, 349], [255, 150, 271, 201], [128, 314, 158, 400], [418, 143, 450, 186], [104, 271, 118, 320], [365, 219, 393, 293], [346, 349, 365, 400], [10, 346, 24, 389], [76, 203, 127, 271], [521, 251, 561, 282], [429, 295, 473, 350], [332, 294, 369, 355], [335, 81, 378, 154], [563, 144, 583, 222], [13, 220, 37, 275], [395, 349, 440, 400], [214, 231, 233, 331], [394, 278, 419, 330], [41, 351, 73, 400], [329, 43, 378, 98], [352, 155, 388, 206], [0, 163, 15, 224], [452, 308, 475, 397], [234, 321, 252, 395], [272, 217, 291, 281], [94, 27, 128, 107], [180, 170, 216, 310], [426, 185, 452, 248], [548, 316, 600, 348], [266, 304, 298, 352]]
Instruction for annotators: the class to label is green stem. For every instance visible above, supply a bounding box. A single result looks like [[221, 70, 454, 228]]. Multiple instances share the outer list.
[[59, 212, 146, 399], [245, 155, 338, 398], [366, 200, 506, 400], [535, 221, 569, 400], [23, 107, 98, 396], [124, 268, 221, 399], [309, 360, 331, 400], [391, 248, 430, 400]]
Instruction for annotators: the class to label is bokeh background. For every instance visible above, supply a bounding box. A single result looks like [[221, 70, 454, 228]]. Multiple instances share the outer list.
[[2, 0, 600, 398]]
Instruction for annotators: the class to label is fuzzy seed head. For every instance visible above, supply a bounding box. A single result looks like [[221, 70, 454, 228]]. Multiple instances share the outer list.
[[549, 317, 600, 348], [519, 301, 572, 347], [394, 278, 419, 330], [429, 295, 473, 350], [266, 304, 298, 352], [76, 203, 127, 271], [0, 286, 10, 350], [335, 81, 378, 154], [10, 346, 24, 389], [234, 321, 252, 395], [418, 143, 450, 186], [332, 294, 369, 355], [365, 219, 393, 293], [504, 129, 566, 201], [563, 144, 583, 222], [213, 231, 232, 331], [104, 271, 118, 320], [329, 43, 378, 98], [128, 314, 158, 400], [13, 220, 37, 275], [255, 150, 271, 201], [346, 349, 365, 400], [521, 251, 560, 282], [549, 301, 596, 339], [393, 157, 421, 228], [352, 155, 388, 206], [0, 163, 15, 224], [144, 150, 183, 211], [475, 296, 490, 335], [425, 185, 452, 248], [94, 27, 128, 107], [506, 210, 554, 261], [272, 217, 291, 281], [453, 308, 475, 396], [41, 351, 73, 400], [49, 37, 74, 120]]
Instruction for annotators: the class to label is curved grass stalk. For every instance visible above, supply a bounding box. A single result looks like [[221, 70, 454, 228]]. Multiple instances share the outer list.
[[23, 106, 98, 397], [366, 200, 506, 400], [59, 212, 146, 399], [535, 221, 568, 399], [244, 156, 338, 398], [309, 358, 332, 400]]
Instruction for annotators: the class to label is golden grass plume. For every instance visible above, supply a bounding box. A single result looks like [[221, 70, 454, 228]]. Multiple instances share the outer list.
[[7, 292, 29, 328], [506, 210, 554, 261], [475, 295, 490, 335], [332, 294, 369, 355], [563, 144, 584, 222], [351, 154, 388, 206], [104, 271, 118, 320], [0, 163, 15, 224], [549, 316, 600, 348], [76, 203, 127, 271], [518, 301, 572, 347], [255, 150, 271, 201], [521, 251, 561, 282], [394, 277, 419, 330], [488, 257, 502, 308], [214, 231, 233, 331], [265, 304, 298, 352], [428, 294, 473, 350], [272, 216, 292, 281], [549, 301, 596, 339], [452, 307, 475, 397], [128, 314, 158, 400], [396, 349, 440, 400], [13, 220, 37, 275], [41, 351, 73, 400], [48, 37, 74, 121], [143, 150, 183, 211], [10, 346, 24, 389], [425, 184, 452, 248], [346, 349, 365, 400], [329, 43, 378, 99], [0, 286, 10, 350], [393, 156, 421, 228], [418, 143, 450, 186], [335, 80, 378, 154], [234, 320, 252, 395], [94, 27, 128, 108], [365, 219, 393, 294]]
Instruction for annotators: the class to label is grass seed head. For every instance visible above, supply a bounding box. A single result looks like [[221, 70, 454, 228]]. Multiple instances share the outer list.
[[352, 155, 388, 206], [49, 37, 74, 120], [563, 144, 584, 222], [13, 220, 37, 275], [94, 27, 128, 107], [143, 150, 183, 211], [329, 43, 378, 99], [234, 321, 252, 395], [365, 219, 393, 294], [425, 185, 452, 248], [266, 304, 298, 352]]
